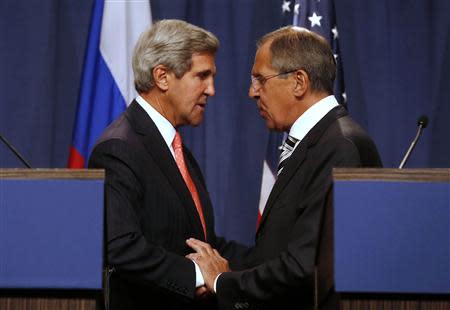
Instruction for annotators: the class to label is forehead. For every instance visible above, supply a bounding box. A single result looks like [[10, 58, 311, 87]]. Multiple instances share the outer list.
[[189, 52, 216, 73], [252, 41, 274, 74]]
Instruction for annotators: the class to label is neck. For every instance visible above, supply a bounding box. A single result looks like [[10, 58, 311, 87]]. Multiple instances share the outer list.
[[140, 90, 177, 128], [286, 91, 331, 130], [302, 91, 330, 110]]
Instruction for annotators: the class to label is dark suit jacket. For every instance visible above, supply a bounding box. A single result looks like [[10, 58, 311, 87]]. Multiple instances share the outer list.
[[89, 101, 244, 310], [217, 106, 382, 310]]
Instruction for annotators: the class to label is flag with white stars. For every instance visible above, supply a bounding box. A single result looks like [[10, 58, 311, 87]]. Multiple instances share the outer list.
[[284, 0, 346, 105]]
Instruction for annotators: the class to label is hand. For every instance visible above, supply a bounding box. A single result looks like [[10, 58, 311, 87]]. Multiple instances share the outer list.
[[186, 238, 230, 291]]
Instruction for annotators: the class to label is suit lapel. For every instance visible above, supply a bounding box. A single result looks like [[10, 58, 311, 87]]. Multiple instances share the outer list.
[[258, 141, 307, 230], [257, 106, 348, 232], [126, 101, 206, 240]]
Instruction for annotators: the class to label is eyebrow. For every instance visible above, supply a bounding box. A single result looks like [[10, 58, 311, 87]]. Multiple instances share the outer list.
[[197, 69, 216, 76]]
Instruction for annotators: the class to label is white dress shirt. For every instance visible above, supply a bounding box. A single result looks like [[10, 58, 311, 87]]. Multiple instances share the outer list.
[[289, 95, 339, 149], [135, 95, 176, 157]]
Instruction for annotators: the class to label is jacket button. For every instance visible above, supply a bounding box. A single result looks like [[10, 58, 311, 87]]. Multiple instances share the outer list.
[[234, 302, 249, 309]]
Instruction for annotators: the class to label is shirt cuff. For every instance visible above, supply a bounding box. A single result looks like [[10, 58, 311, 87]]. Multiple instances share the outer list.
[[213, 273, 222, 293], [193, 261, 205, 287]]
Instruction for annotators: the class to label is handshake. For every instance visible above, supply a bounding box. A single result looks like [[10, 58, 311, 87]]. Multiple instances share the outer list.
[[186, 238, 230, 297]]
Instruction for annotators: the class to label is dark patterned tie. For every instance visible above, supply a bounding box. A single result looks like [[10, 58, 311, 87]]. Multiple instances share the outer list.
[[277, 135, 299, 176]]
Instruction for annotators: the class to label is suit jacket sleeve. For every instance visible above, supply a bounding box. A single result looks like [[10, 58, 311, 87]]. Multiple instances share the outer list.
[[215, 136, 372, 309], [89, 139, 196, 300]]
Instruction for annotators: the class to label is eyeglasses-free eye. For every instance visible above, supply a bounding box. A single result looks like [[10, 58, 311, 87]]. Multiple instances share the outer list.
[[250, 69, 297, 91]]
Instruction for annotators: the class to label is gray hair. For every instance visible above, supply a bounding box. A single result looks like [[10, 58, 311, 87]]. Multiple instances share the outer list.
[[258, 26, 336, 94], [132, 19, 219, 93]]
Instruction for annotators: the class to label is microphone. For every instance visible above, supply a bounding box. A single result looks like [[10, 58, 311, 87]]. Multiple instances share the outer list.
[[398, 115, 428, 169], [0, 134, 32, 168]]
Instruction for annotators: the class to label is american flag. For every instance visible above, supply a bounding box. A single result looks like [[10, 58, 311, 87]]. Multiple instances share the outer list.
[[257, 0, 345, 227]]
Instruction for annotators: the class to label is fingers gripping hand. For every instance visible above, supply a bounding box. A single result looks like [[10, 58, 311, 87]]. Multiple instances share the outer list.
[[186, 238, 215, 255], [186, 238, 230, 291]]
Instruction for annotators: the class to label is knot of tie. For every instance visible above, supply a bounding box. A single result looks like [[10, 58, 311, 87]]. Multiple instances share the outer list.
[[277, 135, 299, 176], [172, 131, 183, 150]]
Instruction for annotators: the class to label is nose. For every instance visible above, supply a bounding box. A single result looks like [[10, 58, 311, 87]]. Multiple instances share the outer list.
[[248, 84, 259, 100], [205, 77, 215, 97]]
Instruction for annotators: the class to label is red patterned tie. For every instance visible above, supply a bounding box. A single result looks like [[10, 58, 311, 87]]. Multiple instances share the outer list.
[[172, 132, 207, 240]]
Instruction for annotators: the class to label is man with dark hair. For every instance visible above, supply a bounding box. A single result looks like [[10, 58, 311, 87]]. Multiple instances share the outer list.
[[187, 26, 382, 310], [89, 19, 245, 310]]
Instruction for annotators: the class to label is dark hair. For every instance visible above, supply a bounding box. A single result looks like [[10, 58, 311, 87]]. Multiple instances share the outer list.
[[258, 26, 336, 94]]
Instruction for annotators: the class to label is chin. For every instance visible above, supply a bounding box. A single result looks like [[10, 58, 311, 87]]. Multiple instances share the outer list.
[[265, 119, 276, 130], [188, 117, 204, 127], [266, 121, 284, 132]]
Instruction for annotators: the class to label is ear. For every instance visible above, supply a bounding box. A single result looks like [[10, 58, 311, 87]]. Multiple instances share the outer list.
[[152, 65, 169, 91], [293, 69, 309, 97]]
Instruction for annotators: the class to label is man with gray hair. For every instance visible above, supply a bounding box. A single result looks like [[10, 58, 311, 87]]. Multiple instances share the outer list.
[[89, 19, 245, 310], [187, 26, 382, 309]]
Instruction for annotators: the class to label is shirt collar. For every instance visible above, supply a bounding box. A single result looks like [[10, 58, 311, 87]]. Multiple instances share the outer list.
[[289, 95, 339, 142], [135, 95, 176, 156]]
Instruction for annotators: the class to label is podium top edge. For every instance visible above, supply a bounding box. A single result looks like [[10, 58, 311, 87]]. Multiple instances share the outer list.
[[0, 169, 105, 180], [333, 168, 450, 182]]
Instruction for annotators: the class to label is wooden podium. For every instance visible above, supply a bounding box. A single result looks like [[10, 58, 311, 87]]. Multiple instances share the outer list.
[[0, 169, 104, 310], [315, 168, 450, 310]]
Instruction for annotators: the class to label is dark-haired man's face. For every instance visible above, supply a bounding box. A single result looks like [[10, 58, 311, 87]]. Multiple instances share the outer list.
[[249, 41, 296, 132]]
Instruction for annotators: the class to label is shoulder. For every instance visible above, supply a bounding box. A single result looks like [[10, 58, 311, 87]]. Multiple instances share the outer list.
[[91, 107, 145, 155], [316, 115, 382, 167], [96, 113, 134, 145], [88, 114, 143, 169], [330, 116, 382, 167]]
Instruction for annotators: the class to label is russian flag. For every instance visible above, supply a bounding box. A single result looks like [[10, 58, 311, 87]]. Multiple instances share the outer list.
[[68, 0, 152, 168]]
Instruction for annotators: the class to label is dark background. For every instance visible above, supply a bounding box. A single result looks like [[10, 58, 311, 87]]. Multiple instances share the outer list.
[[1, 0, 449, 245]]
